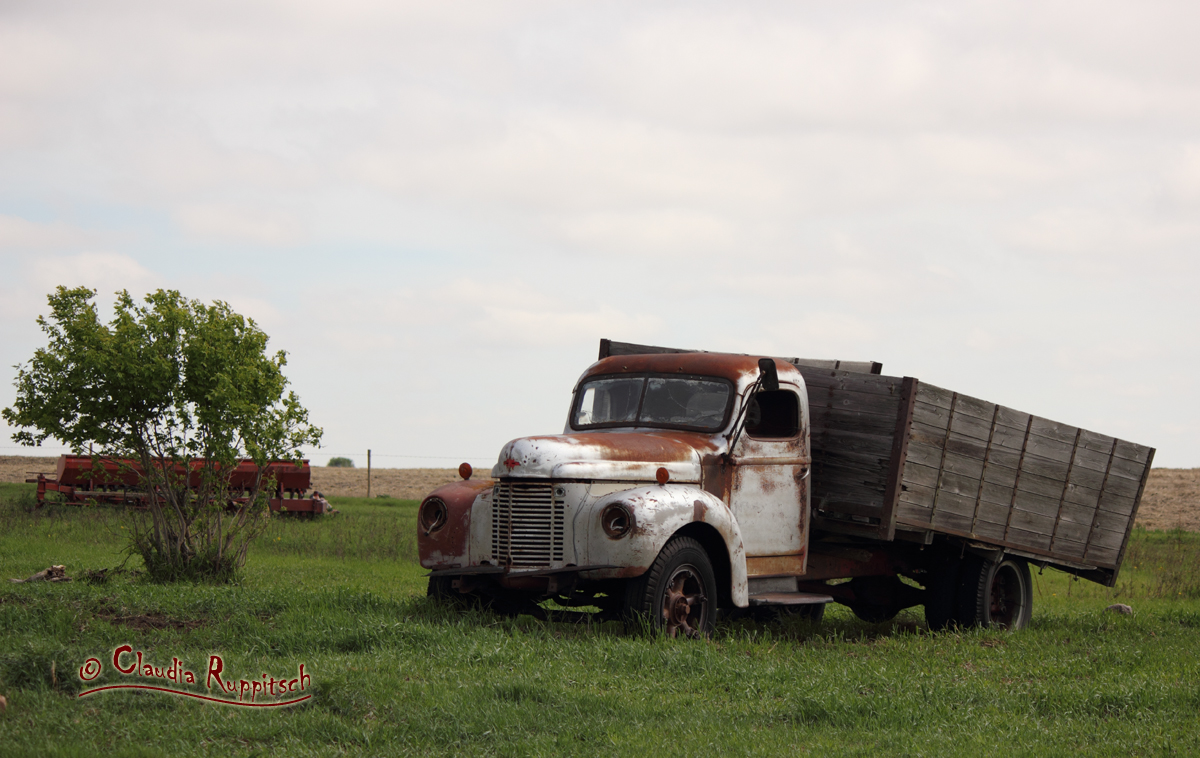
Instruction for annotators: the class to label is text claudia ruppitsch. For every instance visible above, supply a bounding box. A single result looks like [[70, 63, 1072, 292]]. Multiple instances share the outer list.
[[77, 645, 312, 706]]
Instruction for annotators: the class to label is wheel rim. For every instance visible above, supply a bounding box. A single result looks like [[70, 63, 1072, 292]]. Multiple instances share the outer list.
[[988, 563, 1024, 628], [660, 564, 708, 639]]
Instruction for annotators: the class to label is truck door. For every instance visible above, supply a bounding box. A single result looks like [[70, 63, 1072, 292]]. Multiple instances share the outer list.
[[729, 384, 811, 574]]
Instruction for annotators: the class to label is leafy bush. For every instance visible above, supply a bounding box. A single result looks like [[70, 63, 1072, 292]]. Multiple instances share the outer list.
[[327, 457, 355, 468], [2, 287, 322, 582]]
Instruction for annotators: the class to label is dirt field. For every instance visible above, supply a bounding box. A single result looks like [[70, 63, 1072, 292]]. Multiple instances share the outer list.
[[2, 455, 1197, 531]]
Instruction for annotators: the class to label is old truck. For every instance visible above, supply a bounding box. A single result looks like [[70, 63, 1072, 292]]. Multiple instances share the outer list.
[[417, 339, 1155, 636]]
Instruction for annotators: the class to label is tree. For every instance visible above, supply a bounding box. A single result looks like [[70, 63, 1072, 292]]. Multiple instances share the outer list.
[[2, 287, 322, 581]]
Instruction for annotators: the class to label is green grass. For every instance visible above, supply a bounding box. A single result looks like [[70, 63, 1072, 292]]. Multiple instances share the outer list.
[[1, 481, 1198, 757]]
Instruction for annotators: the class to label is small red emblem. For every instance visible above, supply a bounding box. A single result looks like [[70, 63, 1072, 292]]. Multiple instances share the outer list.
[[503, 458, 520, 470]]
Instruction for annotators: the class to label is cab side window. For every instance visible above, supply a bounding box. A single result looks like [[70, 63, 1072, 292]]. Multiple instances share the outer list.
[[745, 390, 799, 438]]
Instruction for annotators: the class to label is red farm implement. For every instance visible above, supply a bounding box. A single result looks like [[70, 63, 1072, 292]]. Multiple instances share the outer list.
[[26, 455, 333, 515]]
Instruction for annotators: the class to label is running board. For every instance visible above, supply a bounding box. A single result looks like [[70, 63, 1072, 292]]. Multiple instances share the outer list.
[[748, 592, 834, 606]]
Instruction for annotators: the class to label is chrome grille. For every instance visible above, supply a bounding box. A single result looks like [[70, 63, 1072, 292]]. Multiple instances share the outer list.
[[491, 481, 565, 567]]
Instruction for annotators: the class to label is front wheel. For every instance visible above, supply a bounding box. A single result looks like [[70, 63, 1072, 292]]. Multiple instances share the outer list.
[[624, 536, 716, 638], [956, 555, 1033, 630]]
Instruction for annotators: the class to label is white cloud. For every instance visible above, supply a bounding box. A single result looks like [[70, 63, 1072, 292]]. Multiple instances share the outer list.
[[174, 204, 306, 245], [0, 215, 93, 249]]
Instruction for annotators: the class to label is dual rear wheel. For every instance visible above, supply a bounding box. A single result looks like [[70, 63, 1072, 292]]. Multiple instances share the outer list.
[[925, 554, 1033, 630]]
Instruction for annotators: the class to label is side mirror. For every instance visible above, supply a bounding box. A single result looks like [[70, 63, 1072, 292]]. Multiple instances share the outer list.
[[758, 358, 779, 392]]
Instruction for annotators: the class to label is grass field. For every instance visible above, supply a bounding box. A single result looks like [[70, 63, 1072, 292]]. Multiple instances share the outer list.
[[1, 481, 1198, 757]]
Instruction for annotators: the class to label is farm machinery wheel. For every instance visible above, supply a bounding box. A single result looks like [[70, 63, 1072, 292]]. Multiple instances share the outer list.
[[956, 555, 1033, 630], [624, 536, 715, 638]]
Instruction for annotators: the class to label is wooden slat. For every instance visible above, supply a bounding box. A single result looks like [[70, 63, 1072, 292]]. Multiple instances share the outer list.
[[899, 482, 936, 510], [915, 383, 955, 410], [931, 490, 977, 517], [1096, 491, 1137, 517], [1015, 470, 1072, 500], [808, 388, 903, 416], [944, 434, 991, 460], [994, 406, 1032, 429], [800, 370, 905, 397], [902, 460, 940, 490], [896, 502, 932, 524], [932, 510, 974, 533], [977, 448, 1022, 477], [952, 394, 995, 421], [1006, 526, 1051, 551], [912, 401, 950, 430], [942, 452, 985, 480], [978, 480, 1016, 506], [949, 412, 993, 442], [810, 427, 896, 456], [1101, 475, 1142, 500], [809, 407, 900, 436], [1064, 465, 1106, 492], [1013, 490, 1061, 517], [905, 441, 943, 469], [973, 501, 1011, 526], [1113, 439, 1152, 465], [972, 520, 1007, 541], [909, 420, 951, 448]]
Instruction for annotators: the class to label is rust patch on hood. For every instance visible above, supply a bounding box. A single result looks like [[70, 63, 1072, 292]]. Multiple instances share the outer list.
[[494, 431, 722, 479], [514, 431, 721, 462]]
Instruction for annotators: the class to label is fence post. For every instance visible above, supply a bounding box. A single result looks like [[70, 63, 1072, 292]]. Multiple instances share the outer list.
[[367, 449, 372, 499]]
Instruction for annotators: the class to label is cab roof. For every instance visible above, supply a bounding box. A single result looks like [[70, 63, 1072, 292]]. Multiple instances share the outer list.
[[578, 352, 801, 388]]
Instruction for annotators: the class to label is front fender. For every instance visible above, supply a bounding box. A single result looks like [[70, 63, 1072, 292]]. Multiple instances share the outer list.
[[580, 485, 749, 607], [417, 479, 493, 570]]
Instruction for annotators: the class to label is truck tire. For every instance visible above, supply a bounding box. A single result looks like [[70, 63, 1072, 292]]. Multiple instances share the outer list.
[[924, 554, 962, 631], [956, 555, 1033, 630], [624, 536, 716, 638]]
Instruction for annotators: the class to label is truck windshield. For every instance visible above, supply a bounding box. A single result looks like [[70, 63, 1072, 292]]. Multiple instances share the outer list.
[[572, 375, 732, 431]]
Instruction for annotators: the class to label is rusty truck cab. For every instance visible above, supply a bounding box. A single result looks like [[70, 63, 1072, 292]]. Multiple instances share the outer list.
[[417, 352, 818, 633]]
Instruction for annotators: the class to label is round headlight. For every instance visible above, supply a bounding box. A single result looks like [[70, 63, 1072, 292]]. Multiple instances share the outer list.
[[601, 502, 634, 539], [419, 497, 448, 534]]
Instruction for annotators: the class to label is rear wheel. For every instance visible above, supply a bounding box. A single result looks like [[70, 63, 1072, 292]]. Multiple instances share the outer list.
[[956, 555, 1033, 630], [624, 536, 716, 638]]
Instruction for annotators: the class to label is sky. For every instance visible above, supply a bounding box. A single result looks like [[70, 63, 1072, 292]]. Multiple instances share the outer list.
[[1, 0, 1198, 470]]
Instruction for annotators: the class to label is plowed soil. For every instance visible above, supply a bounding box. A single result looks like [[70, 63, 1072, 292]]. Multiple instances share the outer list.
[[2, 455, 1197, 531]]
